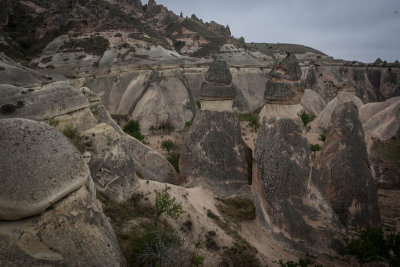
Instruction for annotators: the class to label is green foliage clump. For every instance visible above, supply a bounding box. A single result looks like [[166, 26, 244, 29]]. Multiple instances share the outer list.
[[344, 228, 400, 266], [319, 130, 327, 142], [238, 113, 260, 130], [310, 144, 321, 152], [62, 125, 85, 152], [155, 185, 184, 225], [300, 112, 316, 128], [61, 36, 110, 57], [190, 255, 205, 266], [216, 198, 256, 221], [46, 118, 60, 127], [196, 100, 201, 109], [167, 152, 180, 173], [161, 140, 176, 154], [185, 119, 193, 128], [123, 120, 147, 144]]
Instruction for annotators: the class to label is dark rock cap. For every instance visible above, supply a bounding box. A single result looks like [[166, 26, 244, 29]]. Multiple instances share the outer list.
[[269, 52, 302, 81], [200, 82, 236, 100], [0, 118, 89, 220], [205, 60, 232, 85], [263, 80, 304, 104]]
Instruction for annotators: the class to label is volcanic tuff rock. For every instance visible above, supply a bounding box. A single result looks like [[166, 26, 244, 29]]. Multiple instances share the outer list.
[[0, 118, 88, 220], [255, 117, 340, 251], [180, 110, 252, 195], [264, 53, 304, 104], [319, 101, 380, 228], [300, 89, 327, 116], [0, 118, 125, 266]]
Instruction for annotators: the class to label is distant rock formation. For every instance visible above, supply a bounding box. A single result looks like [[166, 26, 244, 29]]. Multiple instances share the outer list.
[[255, 54, 341, 251], [319, 90, 380, 228], [0, 118, 126, 266], [180, 60, 252, 196], [300, 89, 327, 116]]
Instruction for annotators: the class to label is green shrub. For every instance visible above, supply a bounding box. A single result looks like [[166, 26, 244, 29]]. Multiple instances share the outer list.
[[161, 140, 175, 154], [344, 228, 400, 265], [319, 131, 327, 142], [46, 118, 60, 127], [196, 100, 201, 109], [123, 120, 146, 144], [167, 152, 180, 173], [238, 113, 260, 130], [155, 184, 184, 226], [62, 125, 85, 152], [185, 120, 193, 128], [191, 255, 205, 266], [300, 112, 316, 127]]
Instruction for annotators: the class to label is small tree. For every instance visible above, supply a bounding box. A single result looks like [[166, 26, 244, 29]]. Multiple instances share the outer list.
[[161, 140, 175, 155], [310, 144, 321, 157], [301, 112, 316, 128], [155, 184, 184, 226], [123, 120, 146, 144]]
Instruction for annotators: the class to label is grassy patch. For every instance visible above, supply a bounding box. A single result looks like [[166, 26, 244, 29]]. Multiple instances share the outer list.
[[238, 113, 260, 130], [216, 198, 256, 221]]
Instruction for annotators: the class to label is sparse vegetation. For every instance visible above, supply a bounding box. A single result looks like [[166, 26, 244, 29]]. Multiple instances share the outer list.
[[123, 120, 147, 144], [238, 113, 260, 130], [62, 125, 85, 152], [185, 119, 193, 128], [158, 119, 175, 134], [344, 227, 400, 266], [61, 36, 110, 57], [196, 100, 201, 109], [161, 140, 176, 155], [216, 198, 256, 221], [319, 130, 327, 142], [155, 185, 184, 226], [46, 118, 60, 127], [301, 112, 316, 128], [309, 144, 321, 157], [167, 152, 180, 173], [279, 258, 323, 267]]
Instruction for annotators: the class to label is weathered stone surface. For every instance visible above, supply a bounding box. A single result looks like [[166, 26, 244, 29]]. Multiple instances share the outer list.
[[269, 53, 302, 81], [0, 178, 126, 266], [200, 82, 236, 100], [90, 104, 180, 186], [204, 60, 232, 84], [264, 53, 304, 104], [0, 118, 89, 220], [83, 123, 137, 202], [319, 102, 380, 228], [359, 96, 400, 141], [300, 89, 327, 116], [0, 81, 89, 121], [255, 118, 340, 250], [180, 110, 252, 196], [264, 80, 303, 104]]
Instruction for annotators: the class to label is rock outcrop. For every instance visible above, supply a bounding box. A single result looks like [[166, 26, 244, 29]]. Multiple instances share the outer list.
[[319, 100, 380, 228], [300, 89, 327, 116], [0, 118, 126, 266], [180, 61, 252, 196], [255, 54, 340, 252], [359, 96, 400, 141]]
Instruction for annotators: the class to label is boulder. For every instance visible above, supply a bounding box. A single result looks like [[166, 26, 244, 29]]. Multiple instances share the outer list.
[[300, 89, 327, 116], [180, 110, 252, 196], [0, 118, 126, 266], [319, 102, 380, 228], [255, 117, 340, 251], [359, 96, 400, 141], [0, 118, 89, 220]]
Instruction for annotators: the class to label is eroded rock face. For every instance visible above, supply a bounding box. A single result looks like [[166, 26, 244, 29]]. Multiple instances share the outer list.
[[300, 89, 326, 116], [319, 102, 380, 228], [0, 118, 125, 266], [264, 53, 304, 105], [255, 118, 340, 250], [180, 111, 252, 196], [0, 118, 89, 220]]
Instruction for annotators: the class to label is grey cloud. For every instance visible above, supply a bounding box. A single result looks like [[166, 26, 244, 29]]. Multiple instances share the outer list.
[[156, 0, 400, 62]]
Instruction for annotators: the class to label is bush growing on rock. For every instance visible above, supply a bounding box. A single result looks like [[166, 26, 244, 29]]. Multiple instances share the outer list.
[[123, 120, 147, 144], [167, 152, 180, 173], [62, 125, 85, 152], [309, 144, 321, 157], [161, 139, 176, 155], [300, 111, 315, 128]]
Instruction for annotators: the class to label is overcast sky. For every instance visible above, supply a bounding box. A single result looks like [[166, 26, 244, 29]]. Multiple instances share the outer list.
[[156, 0, 400, 63]]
